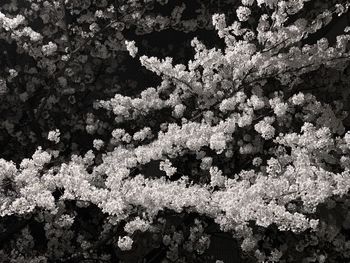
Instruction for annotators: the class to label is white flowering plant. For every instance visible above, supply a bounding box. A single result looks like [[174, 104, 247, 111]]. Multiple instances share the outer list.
[[1, 0, 350, 262]]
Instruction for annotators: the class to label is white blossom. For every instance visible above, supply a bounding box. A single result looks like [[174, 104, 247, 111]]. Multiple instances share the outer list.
[[159, 159, 177, 177], [93, 139, 104, 150], [254, 120, 275, 140], [291, 92, 305, 105], [117, 236, 133, 251], [42, 42, 58, 56], [236, 6, 251, 22], [124, 217, 151, 234], [209, 166, 225, 187], [241, 0, 254, 6], [47, 129, 60, 144], [0, 12, 25, 30], [125, 40, 138, 58], [209, 132, 227, 153]]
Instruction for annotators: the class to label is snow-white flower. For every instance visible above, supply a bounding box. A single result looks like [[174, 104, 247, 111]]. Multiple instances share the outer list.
[[124, 217, 150, 234], [42, 42, 58, 56], [173, 104, 186, 118], [291, 92, 305, 105], [8, 69, 18, 78], [117, 236, 133, 251], [125, 40, 138, 58], [209, 166, 225, 187], [236, 6, 251, 22], [47, 129, 60, 144], [209, 132, 227, 153], [241, 0, 254, 6], [159, 159, 177, 177], [254, 120, 275, 140], [0, 12, 25, 30], [93, 139, 104, 150]]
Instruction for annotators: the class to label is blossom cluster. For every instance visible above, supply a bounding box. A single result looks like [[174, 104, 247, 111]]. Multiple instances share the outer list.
[[1, 0, 350, 262]]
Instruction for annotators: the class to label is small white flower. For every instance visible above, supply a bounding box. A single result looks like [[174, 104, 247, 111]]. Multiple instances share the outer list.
[[42, 42, 58, 56], [209, 132, 227, 153], [344, 132, 350, 146], [118, 236, 133, 251], [159, 159, 177, 177], [89, 22, 100, 33], [212, 13, 226, 29], [236, 6, 251, 22], [124, 217, 150, 234], [249, 95, 265, 110], [210, 166, 225, 187], [93, 139, 104, 150], [173, 104, 186, 118], [47, 129, 60, 144], [291, 92, 305, 105], [112, 129, 126, 141], [8, 69, 18, 78], [241, 0, 254, 6], [133, 127, 152, 141], [125, 40, 138, 58], [273, 102, 288, 117], [95, 10, 104, 18], [255, 120, 275, 140], [309, 219, 319, 230], [0, 13, 25, 30]]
